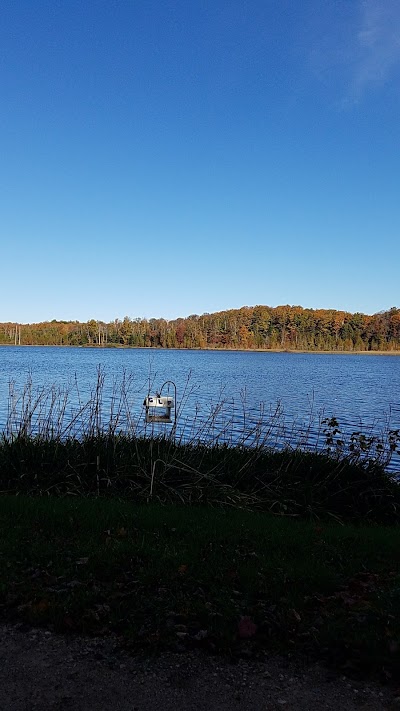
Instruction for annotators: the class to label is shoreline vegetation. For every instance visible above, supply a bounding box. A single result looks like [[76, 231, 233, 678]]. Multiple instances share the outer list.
[[2, 304, 400, 352], [2, 343, 400, 355], [2, 431, 399, 522], [0, 343, 400, 356], [1, 368, 399, 521], [1, 375, 400, 679]]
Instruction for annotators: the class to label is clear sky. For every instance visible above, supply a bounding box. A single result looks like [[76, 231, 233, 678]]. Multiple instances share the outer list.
[[1, 0, 399, 323]]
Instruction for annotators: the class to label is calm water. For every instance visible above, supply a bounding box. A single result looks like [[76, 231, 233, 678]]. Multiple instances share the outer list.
[[0, 346, 399, 471]]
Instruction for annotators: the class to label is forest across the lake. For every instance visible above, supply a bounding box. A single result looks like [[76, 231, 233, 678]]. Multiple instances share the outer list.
[[2, 305, 400, 351]]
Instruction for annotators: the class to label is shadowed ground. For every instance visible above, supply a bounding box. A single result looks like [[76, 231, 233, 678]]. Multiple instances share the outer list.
[[0, 625, 395, 711]]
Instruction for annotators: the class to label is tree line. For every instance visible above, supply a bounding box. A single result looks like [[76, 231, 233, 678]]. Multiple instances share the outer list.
[[2, 305, 400, 351]]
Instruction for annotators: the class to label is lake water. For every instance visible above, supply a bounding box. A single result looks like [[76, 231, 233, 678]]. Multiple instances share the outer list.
[[0, 346, 399, 472]]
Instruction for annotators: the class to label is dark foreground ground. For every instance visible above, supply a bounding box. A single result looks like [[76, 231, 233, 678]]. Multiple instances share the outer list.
[[1, 624, 398, 711]]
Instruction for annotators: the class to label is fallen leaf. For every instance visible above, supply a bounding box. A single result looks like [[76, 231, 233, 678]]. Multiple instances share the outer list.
[[238, 616, 257, 639], [32, 599, 50, 613]]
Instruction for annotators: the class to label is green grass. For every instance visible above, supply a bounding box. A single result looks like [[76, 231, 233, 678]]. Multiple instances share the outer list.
[[1, 495, 400, 676]]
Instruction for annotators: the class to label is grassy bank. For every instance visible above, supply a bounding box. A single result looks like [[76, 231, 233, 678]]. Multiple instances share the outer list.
[[3, 343, 400, 354], [0, 496, 399, 677], [1, 433, 400, 523]]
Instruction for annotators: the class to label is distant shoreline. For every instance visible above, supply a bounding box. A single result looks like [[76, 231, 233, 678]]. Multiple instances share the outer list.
[[1, 344, 400, 356]]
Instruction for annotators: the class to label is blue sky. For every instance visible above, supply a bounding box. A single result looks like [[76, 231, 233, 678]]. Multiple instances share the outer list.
[[1, 0, 399, 323]]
